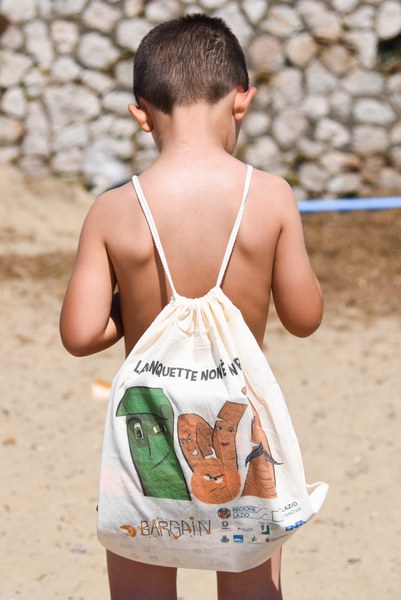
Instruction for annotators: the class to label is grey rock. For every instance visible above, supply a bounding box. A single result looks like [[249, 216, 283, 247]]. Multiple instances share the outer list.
[[23, 130, 50, 156], [124, 0, 145, 18], [83, 0, 121, 32], [248, 36, 284, 74], [92, 136, 133, 159], [387, 73, 401, 109], [327, 173, 361, 195], [53, 123, 89, 151], [43, 84, 101, 128], [271, 69, 303, 110], [24, 20, 54, 70], [305, 60, 337, 95], [1, 87, 27, 118], [242, 0, 267, 24], [52, 148, 84, 174], [23, 68, 50, 99], [298, 138, 326, 159], [330, 91, 352, 119], [245, 136, 281, 171], [343, 6, 375, 29], [213, 3, 253, 46], [25, 101, 49, 134], [1, 25, 24, 50], [315, 118, 351, 148], [261, 5, 302, 37], [83, 146, 130, 193], [243, 112, 271, 138], [320, 151, 362, 174], [1, 0, 37, 23], [0, 147, 20, 163], [0, 51, 33, 87], [378, 167, 401, 192], [352, 125, 389, 155], [298, 0, 342, 42], [299, 162, 329, 194], [353, 99, 396, 125], [0, 116, 24, 144], [376, 0, 401, 40], [390, 121, 401, 144], [389, 146, 401, 168], [81, 70, 114, 94], [285, 33, 318, 68], [345, 32, 377, 69], [77, 33, 119, 70], [51, 20, 79, 54], [102, 91, 133, 117], [200, 0, 228, 8], [115, 60, 133, 90], [116, 19, 152, 52], [53, 0, 88, 16], [302, 96, 329, 119], [342, 70, 384, 95], [19, 156, 50, 177], [145, 0, 181, 22], [331, 0, 359, 12], [272, 109, 308, 149], [51, 57, 81, 83], [320, 45, 356, 75]]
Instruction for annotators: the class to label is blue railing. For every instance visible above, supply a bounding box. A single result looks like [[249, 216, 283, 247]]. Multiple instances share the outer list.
[[298, 196, 401, 213]]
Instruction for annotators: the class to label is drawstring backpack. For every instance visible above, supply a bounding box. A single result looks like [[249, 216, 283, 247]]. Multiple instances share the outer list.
[[97, 165, 328, 572]]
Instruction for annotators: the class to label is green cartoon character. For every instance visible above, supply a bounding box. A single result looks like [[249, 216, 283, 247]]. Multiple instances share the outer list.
[[116, 386, 190, 500]]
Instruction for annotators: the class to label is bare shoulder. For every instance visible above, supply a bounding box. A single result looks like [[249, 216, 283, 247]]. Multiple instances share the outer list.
[[82, 181, 138, 235], [247, 167, 298, 225], [251, 168, 295, 202]]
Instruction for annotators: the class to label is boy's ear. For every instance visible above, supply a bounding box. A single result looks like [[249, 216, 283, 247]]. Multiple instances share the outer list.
[[233, 86, 257, 123], [128, 101, 154, 132]]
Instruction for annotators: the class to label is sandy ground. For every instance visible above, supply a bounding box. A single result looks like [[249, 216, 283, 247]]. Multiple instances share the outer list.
[[1, 166, 400, 599]]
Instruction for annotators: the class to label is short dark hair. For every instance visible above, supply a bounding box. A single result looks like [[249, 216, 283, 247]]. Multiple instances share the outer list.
[[133, 13, 249, 114]]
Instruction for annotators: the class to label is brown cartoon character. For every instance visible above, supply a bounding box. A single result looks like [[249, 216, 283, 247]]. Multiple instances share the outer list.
[[177, 414, 213, 469], [241, 393, 282, 499], [179, 401, 247, 504]]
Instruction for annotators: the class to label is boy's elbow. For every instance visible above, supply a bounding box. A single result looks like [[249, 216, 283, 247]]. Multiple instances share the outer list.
[[60, 329, 93, 357]]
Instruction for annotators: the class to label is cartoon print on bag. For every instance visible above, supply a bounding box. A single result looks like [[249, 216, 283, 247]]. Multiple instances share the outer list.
[[241, 388, 282, 499], [178, 401, 247, 504], [116, 386, 191, 500], [178, 414, 213, 469]]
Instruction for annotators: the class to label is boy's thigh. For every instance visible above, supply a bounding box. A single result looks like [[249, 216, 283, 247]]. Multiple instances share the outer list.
[[106, 550, 178, 600], [217, 549, 282, 600]]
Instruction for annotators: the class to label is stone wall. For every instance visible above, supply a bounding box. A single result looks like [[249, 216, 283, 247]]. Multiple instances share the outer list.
[[0, 0, 401, 197]]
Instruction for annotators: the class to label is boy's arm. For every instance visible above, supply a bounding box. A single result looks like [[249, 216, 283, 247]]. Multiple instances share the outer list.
[[60, 198, 123, 357], [271, 184, 323, 338]]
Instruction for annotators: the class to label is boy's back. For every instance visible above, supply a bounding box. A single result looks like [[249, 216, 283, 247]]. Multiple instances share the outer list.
[[61, 151, 322, 356]]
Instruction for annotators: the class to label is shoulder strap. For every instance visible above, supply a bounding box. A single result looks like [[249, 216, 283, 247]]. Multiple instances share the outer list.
[[216, 164, 253, 288], [132, 176, 177, 297]]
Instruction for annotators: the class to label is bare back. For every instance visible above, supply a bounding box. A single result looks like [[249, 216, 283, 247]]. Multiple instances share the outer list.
[[105, 161, 281, 352], [60, 156, 322, 358]]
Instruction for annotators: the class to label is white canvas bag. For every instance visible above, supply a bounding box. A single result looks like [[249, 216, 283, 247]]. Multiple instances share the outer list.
[[97, 165, 328, 572]]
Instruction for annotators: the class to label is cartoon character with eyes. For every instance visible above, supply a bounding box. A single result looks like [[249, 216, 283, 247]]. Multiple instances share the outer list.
[[178, 401, 247, 504], [116, 386, 190, 500]]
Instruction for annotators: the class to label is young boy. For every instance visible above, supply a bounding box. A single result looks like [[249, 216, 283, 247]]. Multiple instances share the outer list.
[[60, 14, 323, 600]]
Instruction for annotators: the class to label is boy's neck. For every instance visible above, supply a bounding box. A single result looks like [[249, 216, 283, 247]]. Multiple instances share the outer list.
[[150, 97, 238, 159]]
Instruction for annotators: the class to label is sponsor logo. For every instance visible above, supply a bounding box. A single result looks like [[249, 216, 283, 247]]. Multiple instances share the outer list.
[[285, 520, 305, 531], [260, 523, 270, 535], [218, 508, 231, 519], [233, 534, 244, 543], [221, 535, 230, 543], [221, 520, 230, 529], [232, 506, 270, 520]]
